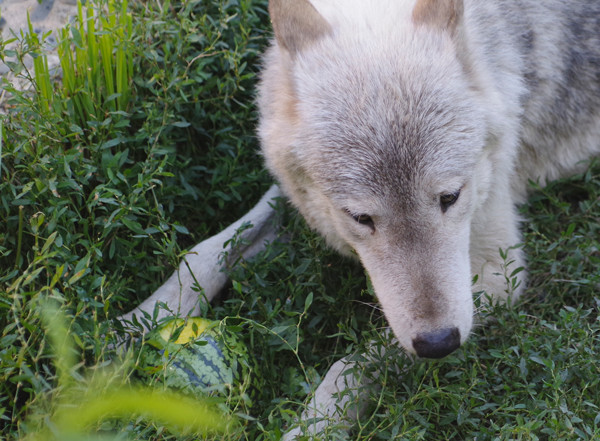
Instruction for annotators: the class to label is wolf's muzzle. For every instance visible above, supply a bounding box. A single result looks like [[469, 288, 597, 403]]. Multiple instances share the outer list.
[[412, 327, 460, 359]]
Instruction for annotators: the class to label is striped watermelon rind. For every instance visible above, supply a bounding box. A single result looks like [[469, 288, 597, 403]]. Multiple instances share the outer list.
[[140, 318, 247, 396]]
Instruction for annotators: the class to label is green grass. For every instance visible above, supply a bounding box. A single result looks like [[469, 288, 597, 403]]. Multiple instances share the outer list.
[[1, 0, 600, 440]]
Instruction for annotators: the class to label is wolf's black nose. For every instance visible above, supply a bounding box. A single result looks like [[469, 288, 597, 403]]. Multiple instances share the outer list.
[[412, 327, 460, 359]]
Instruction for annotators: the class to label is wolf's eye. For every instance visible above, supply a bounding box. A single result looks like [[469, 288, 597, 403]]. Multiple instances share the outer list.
[[354, 214, 373, 226], [440, 190, 460, 212], [346, 210, 375, 230]]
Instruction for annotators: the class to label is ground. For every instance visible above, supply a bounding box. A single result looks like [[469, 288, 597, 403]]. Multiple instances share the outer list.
[[0, 0, 77, 97]]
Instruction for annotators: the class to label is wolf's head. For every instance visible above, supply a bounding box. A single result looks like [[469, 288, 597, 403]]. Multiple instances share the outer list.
[[258, 0, 493, 358]]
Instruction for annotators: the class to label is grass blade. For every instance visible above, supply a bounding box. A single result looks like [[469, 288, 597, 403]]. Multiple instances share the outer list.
[[40, 302, 77, 389], [54, 388, 237, 436]]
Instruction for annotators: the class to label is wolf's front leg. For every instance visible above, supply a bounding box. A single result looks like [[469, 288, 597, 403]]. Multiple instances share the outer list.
[[282, 332, 404, 440], [119, 185, 282, 327], [470, 187, 526, 306], [282, 356, 374, 440]]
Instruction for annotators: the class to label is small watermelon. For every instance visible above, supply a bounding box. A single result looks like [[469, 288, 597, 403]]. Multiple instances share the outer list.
[[139, 317, 247, 396]]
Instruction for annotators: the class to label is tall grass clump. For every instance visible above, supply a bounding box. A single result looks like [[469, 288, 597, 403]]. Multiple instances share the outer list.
[[24, 0, 133, 137], [57, 0, 133, 127]]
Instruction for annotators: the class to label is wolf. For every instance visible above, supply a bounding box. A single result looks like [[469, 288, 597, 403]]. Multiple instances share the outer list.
[[123, 0, 600, 436], [258, 0, 600, 358]]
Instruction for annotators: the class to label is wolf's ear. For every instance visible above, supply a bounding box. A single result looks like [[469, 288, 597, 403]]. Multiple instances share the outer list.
[[412, 0, 464, 34], [269, 0, 332, 54]]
